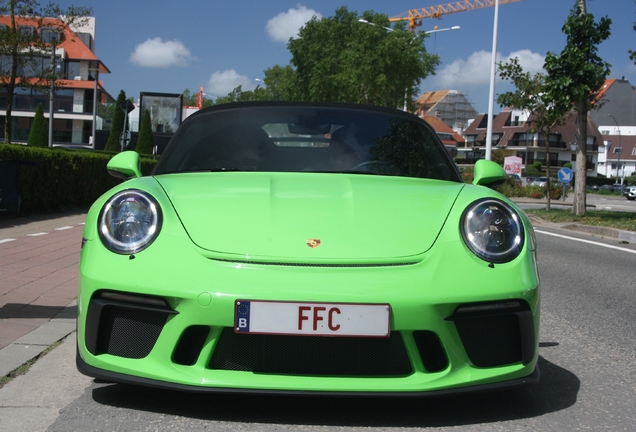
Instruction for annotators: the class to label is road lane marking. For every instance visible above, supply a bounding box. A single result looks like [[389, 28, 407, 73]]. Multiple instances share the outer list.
[[0, 238, 16, 244], [535, 229, 636, 254], [55, 226, 73, 231], [26, 232, 48, 236]]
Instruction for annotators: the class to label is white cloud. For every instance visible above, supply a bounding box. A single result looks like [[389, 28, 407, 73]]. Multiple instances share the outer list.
[[505, 49, 546, 75], [429, 49, 545, 89], [206, 69, 252, 96], [129, 37, 193, 68], [266, 4, 322, 43]]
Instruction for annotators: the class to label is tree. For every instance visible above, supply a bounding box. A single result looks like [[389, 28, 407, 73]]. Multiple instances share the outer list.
[[0, 0, 91, 143], [104, 90, 126, 152], [543, 1, 611, 215], [261, 65, 297, 101], [26, 102, 47, 146], [183, 88, 214, 108], [135, 109, 154, 155], [214, 85, 274, 104], [287, 7, 439, 108], [497, 57, 569, 211]]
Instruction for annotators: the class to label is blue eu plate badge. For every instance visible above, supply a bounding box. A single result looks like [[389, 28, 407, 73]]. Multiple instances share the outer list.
[[235, 301, 251, 333]]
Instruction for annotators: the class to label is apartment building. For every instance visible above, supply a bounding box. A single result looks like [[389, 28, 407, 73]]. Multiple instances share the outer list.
[[0, 15, 112, 146], [461, 109, 603, 173]]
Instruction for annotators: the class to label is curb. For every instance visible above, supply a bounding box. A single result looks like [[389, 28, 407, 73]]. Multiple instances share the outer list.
[[0, 300, 77, 379]]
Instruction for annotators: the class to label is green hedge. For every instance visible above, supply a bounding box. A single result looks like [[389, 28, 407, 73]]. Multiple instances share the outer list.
[[0, 143, 157, 214]]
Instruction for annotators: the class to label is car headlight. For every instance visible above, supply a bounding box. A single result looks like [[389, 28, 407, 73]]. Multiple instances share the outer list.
[[460, 198, 524, 263], [98, 189, 162, 254]]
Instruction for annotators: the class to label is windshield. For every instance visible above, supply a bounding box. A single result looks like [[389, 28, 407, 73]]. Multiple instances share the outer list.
[[153, 103, 462, 182]]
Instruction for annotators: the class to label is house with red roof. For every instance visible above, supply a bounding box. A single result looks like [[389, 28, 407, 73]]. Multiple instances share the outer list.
[[462, 108, 604, 174], [421, 115, 464, 158], [0, 15, 113, 147]]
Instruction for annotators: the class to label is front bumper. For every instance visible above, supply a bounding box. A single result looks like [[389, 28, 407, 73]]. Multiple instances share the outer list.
[[77, 233, 540, 394]]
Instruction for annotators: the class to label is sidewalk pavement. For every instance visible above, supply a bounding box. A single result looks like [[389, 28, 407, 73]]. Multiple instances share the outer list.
[[0, 209, 87, 378]]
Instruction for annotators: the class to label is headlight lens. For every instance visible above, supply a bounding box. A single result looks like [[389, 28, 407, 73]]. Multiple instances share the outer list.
[[460, 198, 524, 263], [98, 189, 162, 254]]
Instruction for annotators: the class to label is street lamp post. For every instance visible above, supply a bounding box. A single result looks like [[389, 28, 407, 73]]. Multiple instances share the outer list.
[[485, 0, 500, 161], [607, 114, 622, 183], [48, 36, 57, 148], [89, 63, 99, 149]]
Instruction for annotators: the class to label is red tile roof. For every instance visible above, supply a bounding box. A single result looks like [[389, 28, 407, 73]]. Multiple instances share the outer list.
[[422, 115, 465, 144], [0, 15, 109, 74]]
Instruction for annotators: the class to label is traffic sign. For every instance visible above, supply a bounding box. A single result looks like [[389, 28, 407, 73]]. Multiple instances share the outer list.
[[558, 167, 573, 184]]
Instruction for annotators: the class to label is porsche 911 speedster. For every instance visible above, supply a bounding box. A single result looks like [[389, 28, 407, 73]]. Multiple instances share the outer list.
[[77, 101, 540, 396]]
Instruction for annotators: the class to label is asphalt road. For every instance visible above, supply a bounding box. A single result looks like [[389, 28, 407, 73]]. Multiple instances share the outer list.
[[1, 209, 635, 431]]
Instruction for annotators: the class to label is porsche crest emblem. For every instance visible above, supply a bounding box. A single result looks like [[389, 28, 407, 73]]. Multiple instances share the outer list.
[[306, 238, 321, 248]]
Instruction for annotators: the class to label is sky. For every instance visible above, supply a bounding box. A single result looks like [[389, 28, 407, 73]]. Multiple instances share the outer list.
[[57, 0, 636, 113]]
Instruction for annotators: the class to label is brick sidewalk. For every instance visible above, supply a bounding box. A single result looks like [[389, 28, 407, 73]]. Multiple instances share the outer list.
[[0, 211, 86, 351]]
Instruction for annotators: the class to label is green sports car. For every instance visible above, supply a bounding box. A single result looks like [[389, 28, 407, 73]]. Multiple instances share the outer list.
[[76, 102, 540, 396]]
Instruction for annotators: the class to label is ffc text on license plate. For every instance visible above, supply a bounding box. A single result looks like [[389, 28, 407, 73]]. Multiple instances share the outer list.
[[234, 300, 390, 337]]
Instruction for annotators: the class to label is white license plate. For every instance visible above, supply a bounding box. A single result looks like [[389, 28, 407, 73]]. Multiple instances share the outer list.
[[234, 300, 390, 337]]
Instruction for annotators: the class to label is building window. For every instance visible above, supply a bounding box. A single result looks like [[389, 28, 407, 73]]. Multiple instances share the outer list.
[[40, 27, 62, 43], [632, 148, 636, 156], [65, 61, 80, 79], [613, 147, 622, 154], [18, 25, 35, 37]]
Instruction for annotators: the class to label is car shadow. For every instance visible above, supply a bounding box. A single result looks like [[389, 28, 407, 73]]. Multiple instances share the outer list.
[[90, 355, 579, 428], [0, 303, 75, 319]]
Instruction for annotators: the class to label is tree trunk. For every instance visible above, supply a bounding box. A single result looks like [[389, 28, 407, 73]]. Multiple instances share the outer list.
[[573, 104, 588, 215], [572, 0, 588, 215]]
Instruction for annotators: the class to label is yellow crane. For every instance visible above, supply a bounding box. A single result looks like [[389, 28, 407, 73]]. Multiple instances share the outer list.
[[390, 0, 523, 32]]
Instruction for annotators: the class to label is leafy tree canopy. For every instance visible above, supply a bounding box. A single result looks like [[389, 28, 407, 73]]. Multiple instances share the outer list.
[[288, 7, 439, 108], [212, 7, 440, 110]]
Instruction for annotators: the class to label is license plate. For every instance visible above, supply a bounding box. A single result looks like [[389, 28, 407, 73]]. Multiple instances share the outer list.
[[234, 300, 390, 337]]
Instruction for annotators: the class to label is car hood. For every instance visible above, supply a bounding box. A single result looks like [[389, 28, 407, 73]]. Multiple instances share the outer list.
[[155, 172, 464, 262]]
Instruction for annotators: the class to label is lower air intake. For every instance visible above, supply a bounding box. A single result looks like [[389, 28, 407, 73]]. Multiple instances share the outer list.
[[96, 306, 169, 359], [209, 328, 413, 376]]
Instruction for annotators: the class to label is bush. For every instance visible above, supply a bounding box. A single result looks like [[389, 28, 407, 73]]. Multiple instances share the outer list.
[[135, 109, 154, 155], [0, 144, 157, 214], [27, 104, 48, 147], [105, 90, 127, 152]]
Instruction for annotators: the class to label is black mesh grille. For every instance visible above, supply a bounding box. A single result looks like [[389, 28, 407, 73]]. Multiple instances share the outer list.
[[96, 306, 169, 359], [209, 328, 413, 376], [412, 330, 448, 372], [454, 314, 522, 367]]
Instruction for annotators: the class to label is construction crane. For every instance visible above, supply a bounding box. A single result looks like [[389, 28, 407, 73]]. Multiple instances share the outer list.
[[390, 0, 523, 32]]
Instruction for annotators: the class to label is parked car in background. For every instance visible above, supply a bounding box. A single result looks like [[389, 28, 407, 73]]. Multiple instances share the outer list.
[[76, 101, 540, 396], [612, 184, 626, 194], [623, 185, 636, 200], [507, 173, 522, 186], [530, 177, 557, 188], [600, 184, 626, 193]]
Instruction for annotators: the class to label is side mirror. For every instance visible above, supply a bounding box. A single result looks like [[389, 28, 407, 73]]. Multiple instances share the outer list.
[[472, 159, 507, 186], [107, 151, 142, 180]]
